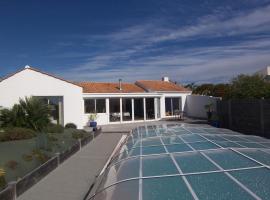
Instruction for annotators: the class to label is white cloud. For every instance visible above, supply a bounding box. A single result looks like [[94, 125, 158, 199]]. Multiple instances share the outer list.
[[56, 5, 270, 83]]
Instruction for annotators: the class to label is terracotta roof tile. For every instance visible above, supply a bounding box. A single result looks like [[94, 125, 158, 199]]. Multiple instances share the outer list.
[[77, 82, 145, 93], [135, 80, 190, 92]]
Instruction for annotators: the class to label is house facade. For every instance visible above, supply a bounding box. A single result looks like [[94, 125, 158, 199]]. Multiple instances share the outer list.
[[0, 66, 191, 128]]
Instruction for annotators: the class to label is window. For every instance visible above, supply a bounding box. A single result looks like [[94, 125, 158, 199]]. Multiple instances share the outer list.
[[165, 97, 182, 116], [84, 99, 106, 113], [36, 96, 64, 125], [96, 99, 106, 113]]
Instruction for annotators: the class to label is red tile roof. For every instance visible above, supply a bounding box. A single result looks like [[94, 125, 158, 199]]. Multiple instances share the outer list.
[[77, 82, 145, 93], [135, 80, 190, 92]]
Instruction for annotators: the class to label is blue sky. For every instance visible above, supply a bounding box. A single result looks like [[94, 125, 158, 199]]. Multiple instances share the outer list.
[[0, 0, 270, 83]]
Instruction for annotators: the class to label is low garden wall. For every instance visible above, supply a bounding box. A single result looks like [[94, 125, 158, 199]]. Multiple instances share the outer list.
[[0, 129, 102, 200]]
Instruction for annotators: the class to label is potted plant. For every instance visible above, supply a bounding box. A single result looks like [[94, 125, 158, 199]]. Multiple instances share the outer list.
[[204, 103, 213, 122], [89, 113, 98, 131], [210, 113, 220, 127]]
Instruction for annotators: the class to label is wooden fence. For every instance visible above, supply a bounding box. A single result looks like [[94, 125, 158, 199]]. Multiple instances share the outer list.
[[217, 99, 270, 138]]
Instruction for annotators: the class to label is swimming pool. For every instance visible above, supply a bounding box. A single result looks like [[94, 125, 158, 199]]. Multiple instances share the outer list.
[[87, 123, 270, 200]]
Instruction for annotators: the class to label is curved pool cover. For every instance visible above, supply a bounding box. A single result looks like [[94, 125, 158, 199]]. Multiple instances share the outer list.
[[87, 124, 270, 200]]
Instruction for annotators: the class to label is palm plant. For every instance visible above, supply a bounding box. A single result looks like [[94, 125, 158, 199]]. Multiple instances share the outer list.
[[0, 97, 50, 132], [19, 97, 50, 132]]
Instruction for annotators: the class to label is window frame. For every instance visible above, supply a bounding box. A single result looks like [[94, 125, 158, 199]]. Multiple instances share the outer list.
[[84, 98, 106, 114]]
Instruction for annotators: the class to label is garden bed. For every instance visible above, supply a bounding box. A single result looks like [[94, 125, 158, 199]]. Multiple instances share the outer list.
[[0, 128, 92, 191]]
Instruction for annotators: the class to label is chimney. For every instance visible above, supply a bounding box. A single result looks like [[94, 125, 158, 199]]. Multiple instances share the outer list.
[[162, 76, 169, 82], [118, 79, 122, 90]]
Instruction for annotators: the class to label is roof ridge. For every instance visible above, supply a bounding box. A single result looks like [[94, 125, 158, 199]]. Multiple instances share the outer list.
[[78, 81, 135, 84], [0, 66, 82, 88]]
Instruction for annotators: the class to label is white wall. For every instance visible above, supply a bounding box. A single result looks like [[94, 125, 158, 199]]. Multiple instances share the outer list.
[[0, 69, 84, 128], [185, 95, 220, 119]]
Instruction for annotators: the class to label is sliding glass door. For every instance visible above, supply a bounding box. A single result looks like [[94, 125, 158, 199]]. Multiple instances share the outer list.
[[109, 98, 120, 122], [146, 98, 155, 120], [122, 98, 132, 121], [134, 98, 144, 120]]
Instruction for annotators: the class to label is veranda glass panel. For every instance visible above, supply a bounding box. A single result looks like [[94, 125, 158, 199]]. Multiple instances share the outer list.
[[96, 99, 106, 113], [141, 137, 162, 147], [122, 98, 132, 121], [187, 172, 254, 200], [109, 98, 120, 122], [134, 98, 144, 120], [205, 149, 259, 169], [98, 157, 140, 190], [161, 136, 183, 145], [156, 98, 161, 118], [237, 149, 270, 165], [181, 134, 207, 143], [165, 98, 172, 116], [230, 168, 270, 200], [174, 152, 218, 173], [165, 144, 192, 153], [142, 145, 166, 155], [142, 155, 178, 176], [146, 98, 155, 120], [94, 180, 139, 200], [189, 142, 219, 150], [172, 97, 181, 114], [143, 176, 194, 200]]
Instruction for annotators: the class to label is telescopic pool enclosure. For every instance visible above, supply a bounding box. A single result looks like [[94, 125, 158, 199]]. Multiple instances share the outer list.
[[87, 124, 270, 200]]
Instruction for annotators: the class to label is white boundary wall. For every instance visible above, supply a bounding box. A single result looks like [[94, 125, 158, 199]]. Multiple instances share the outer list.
[[184, 95, 220, 119]]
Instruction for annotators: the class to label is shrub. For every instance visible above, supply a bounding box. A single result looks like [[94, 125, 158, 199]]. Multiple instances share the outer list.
[[0, 168, 6, 189], [47, 134, 58, 142], [65, 123, 77, 129], [72, 132, 84, 139], [22, 154, 33, 162], [0, 127, 36, 141], [32, 149, 50, 163], [46, 124, 64, 133], [5, 160, 18, 170], [71, 129, 87, 139]]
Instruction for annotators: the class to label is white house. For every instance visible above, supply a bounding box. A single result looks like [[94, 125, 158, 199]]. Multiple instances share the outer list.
[[256, 66, 270, 81], [0, 66, 191, 128]]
